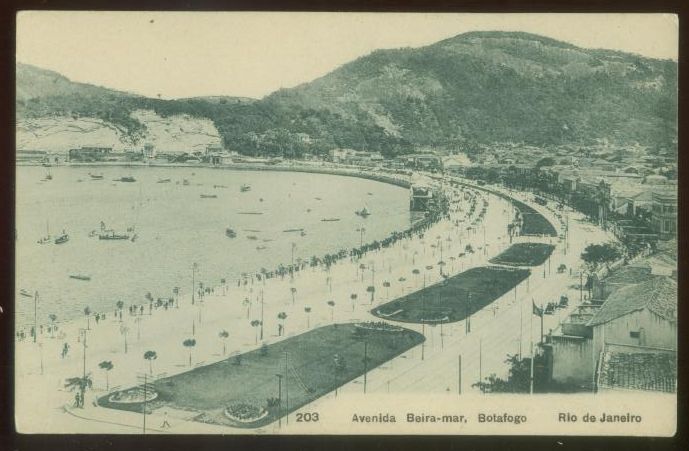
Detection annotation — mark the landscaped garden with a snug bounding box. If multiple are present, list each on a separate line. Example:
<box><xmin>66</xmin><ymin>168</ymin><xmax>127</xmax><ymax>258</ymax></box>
<box><xmin>98</xmin><ymin>323</ymin><xmax>424</xmax><ymax>428</ymax></box>
<box><xmin>510</xmin><ymin>198</ymin><xmax>558</xmax><ymax>236</ymax></box>
<box><xmin>489</xmin><ymin>243</ymin><xmax>555</xmax><ymax>267</ymax></box>
<box><xmin>372</xmin><ymin>266</ymin><xmax>531</xmax><ymax>324</ymax></box>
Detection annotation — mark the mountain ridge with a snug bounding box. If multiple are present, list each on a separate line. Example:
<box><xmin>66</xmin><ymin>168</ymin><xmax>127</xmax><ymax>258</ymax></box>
<box><xmin>16</xmin><ymin>31</ymin><xmax>678</xmax><ymax>158</ymax></box>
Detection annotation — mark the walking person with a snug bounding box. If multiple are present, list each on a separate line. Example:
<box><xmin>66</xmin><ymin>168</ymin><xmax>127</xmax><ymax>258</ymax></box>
<box><xmin>161</xmin><ymin>411</ymin><xmax>171</xmax><ymax>428</ymax></box>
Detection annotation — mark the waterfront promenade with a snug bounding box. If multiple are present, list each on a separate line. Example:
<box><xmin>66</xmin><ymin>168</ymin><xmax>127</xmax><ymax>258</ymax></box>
<box><xmin>14</xmin><ymin>168</ymin><xmax>615</xmax><ymax>433</ymax></box>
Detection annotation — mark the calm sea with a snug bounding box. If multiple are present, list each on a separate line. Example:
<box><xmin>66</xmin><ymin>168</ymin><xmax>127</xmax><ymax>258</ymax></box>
<box><xmin>15</xmin><ymin>166</ymin><xmax>411</xmax><ymax>327</ymax></box>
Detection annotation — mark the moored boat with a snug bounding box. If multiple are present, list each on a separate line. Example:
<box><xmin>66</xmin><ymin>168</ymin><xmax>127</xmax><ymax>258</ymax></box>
<box><xmin>240</xmin><ymin>184</ymin><xmax>251</xmax><ymax>192</ymax></box>
<box><xmin>225</xmin><ymin>228</ymin><xmax>237</xmax><ymax>238</ymax></box>
<box><xmin>355</xmin><ymin>207</ymin><xmax>371</xmax><ymax>217</ymax></box>
<box><xmin>54</xmin><ymin>232</ymin><xmax>69</xmax><ymax>244</ymax></box>
<box><xmin>19</xmin><ymin>289</ymin><xmax>32</xmax><ymax>297</ymax></box>
<box><xmin>115</xmin><ymin>176</ymin><xmax>136</xmax><ymax>182</ymax></box>
<box><xmin>69</xmin><ymin>274</ymin><xmax>91</xmax><ymax>281</ymax></box>
<box><xmin>157</xmin><ymin>178</ymin><xmax>171</xmax><ymax>183</ymax></box>
<box><xmin>321</xmin><ymin>218</ymin><xmax>340</xmax><ymax>222</ymax></box>
<box><xmin>89</xmin><ymin>173</ymin><xmax>104</xmax><ymax>180</ymax></box>
<box><xmin>99</xmin><ymin>231</ymin><xmax>130</xmax><ymax>240</ymax></box>
<box><xmin>200</xmin><ymin>194</ymin><xmax>218</xmax><ymax>198</ymax></box>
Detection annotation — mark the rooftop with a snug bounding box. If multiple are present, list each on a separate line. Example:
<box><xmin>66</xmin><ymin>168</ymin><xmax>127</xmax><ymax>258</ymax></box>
<box><xmin>597</xmin><ymin>344</ymin><xmax>676</xmax><ymax>393</ymax></box>
<box><xmin>587</xmin><ymin>276</ymin><xmax>677</xmax><ymax>327</ymax></box>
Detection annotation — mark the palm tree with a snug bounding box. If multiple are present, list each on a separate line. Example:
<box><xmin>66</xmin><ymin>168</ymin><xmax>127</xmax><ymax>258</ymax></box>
<box><xmin>219</xmin><ymin>330</ymin><xmax>229</xmax><ymax>355</ymax></box>
<box><xmin>250</xmin><ymin>320</ymin><xmax>260</xmax><ymax>344</ymax></box>
<box><xmin>359</xmin><ymin>263</ymin><xmax>367</xmax><ymax>282</ymax></box>
<box><xmin>64</xmin><ymin>374</ymin><xmax>93</xmax><ymax>408</ymax></box>
<box><xmin>119</xmin><ymin>324</ymin><xmax>129</xmax><ymax>353</ymax></box>
<box><xmin>277</xmin><ymin>312</ymin><xmax>287</xmax><ymax>336</ymax></box>
<box><xmin>83</xmin><ymin>306</ymin><xmax>91</xmax><ymax>330</ymax></box>
<box><xmin>98</xmin><ymin>361</ymin><xmax>113</xmax><ymax>391</ymax></box>
<box><xmin>143</xmin><ymin>350</ymin><xmax>157</xmax><ymax>375</ymax></box>
<box><xmin>173</xmin><ymin>287</ymin><xmax>180</xmax><ymax>307</ymax></box>
<box><xmin>366</xmin><ymin>286</ymin><xmax>376</xmax><ymax>304</ymax></box>
<box><xmin>412</xmin><ymin>268</ymin><xmax>421</xmax><ymax>287</ymax></box>
<box><xmin>220</xmin><ymin>278</ymin><xmax>227</xmax><ymax>295</ymax></box>
<box><xmin>48</xmin><ymin>314</ymin><xmax>57</xmax><ymax>338</ymax></box>
<box><xmin>327</xmin><ymin>300</ymin><xmax>335</xmax><ymax>322</ymax></box>
<box><xmin>183</xmin><ymin>338</ymin><xmax>196</xmax><ymax>367</ymax></box>
<box><xmin>350</xmin><ymin>293</ymin><xmax>357</xmax><ymax>311</ymax></box>
<box><xmin>116</xmin><ymin>300</ymin><xmax>124</xmax><ymax>321</ymax></box>
<box><xmin>290</xmin><ymin>287</ymin><xmax>297</xmax><ymax>305</ymax></box>
<box><xmin>382</xmin><ymin>281</ymin><xmax>391</xmax><ymax>300</ymax></box>
<box><xmin>304</xmin><ymin>306</ymin><xmax>312</xmax><ymax>329</ymax></box>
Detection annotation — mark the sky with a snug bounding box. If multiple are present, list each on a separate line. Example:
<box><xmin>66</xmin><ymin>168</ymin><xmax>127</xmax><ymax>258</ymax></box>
<box><xmin>16</xmin><ymin>12</ymin><xmax>678</xmax><ymax>100</ymax></box>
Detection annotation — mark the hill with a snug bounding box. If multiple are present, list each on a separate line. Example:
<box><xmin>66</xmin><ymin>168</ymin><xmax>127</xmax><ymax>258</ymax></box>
<box><xmin>16</xmin><ymin>31</ymin><xmax>677</xmax><ymax>157</ymax></box>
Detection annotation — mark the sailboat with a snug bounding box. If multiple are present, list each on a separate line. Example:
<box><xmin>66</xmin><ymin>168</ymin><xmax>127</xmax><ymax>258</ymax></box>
<box><xmin>37</xmin><ymin>220</ymin><xmax>51</xmax><ymax>244</ymax></box>
<box><xmin>54</xmin><ymin>229</ymin><xmax>69</xmax><ymax>244</ymax></box>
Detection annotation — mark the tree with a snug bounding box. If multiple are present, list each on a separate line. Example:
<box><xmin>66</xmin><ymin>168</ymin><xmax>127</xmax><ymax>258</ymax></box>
<box><xmin>183</xmin><ymin>338</ymin><xmax>196</xmax><ymax>367</ymax></box>
<box><xmin>144</xmin><ymin>350</ymin><xmax>157</xmax><ymax>375</ymax></box>
<box><xmin>173</xmin><ymin>287</ymin><xmax>180</xmax><ymax>307</ymax></box>
<box><xmin>83</xmin><ymin>306</ymin><xmax>91</xmax><ymax>330</ymax></box>
<box><xmin>366</xmin><ymin>286</ymin><xmax>376</xmax><ymax>304</ymax></box>
<box><xmin>98</xmin><ymin>361</ymin><xmax>113</xmax><ymax>391</ymax></box>
<box><xmin>277</xmin><ymin>312</ymin><xmax>287</xmax><ymax>336</ymax></box>
<box><xmin>65</xmin><ymin>374</ymin><xmax>93</xmax><ymax>408</ymax></box>
<box><xmin>594</xmin><ymin>181</ymin><xmax>612</xmax><ymax>229</ymax></box>
<box><xmin>119</xmin><ymin>324</ymin><xmax>129</xmax><ymax>353</ymax></box>
<box><xmin>116</xmin><ymin>300</ymin><xmax>124</xmax><ymax>321</ymax></box>
<box><xmin>327</xmin><ymin>300</ymin><xmax>335</xmax><ymax>322</ymax></box>
<box><xmin>580</xmin><ymin>243</ymin><xmax>621</xmax><ymax>271</ymax></box>
<box><xmin>304</xmin><ymin>307</ymin><xmax>312</xmax><ymax>329</ymax></box>
<box><xmin>48</xmin><ymin>314</ymin><xmax>57</xmax><ymax>338</ymax></box>
<box><xmin>219</xmin><ymin>330</ymin><xmax>229</xmax><ymax>355</ymax></box>
<box><xmin>382</xmin><ymin>281</ymin><xmax>391</xmax><ymax>299</ymax></box>
<box><xmin>535</xmin><ymin>157</ymin><xmax>555</xmax><ymax>168</ymax></box>
<box><xmin>250</xmin><ymin>320</ymin><xmax>260</xmax><ymax>344</ymax></box>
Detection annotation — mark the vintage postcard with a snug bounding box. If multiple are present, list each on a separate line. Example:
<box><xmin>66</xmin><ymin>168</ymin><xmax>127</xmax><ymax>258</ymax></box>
<box><xmin>14</xmin><ymin>12</ymin><xmax>678</xmax><ymax>436</ymax></box>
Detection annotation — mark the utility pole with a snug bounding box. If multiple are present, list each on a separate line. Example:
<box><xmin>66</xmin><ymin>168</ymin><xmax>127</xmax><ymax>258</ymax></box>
<box><xmin>192</xmin><ymin>262</ymin><xmax>197</xmax><ymax>305</ymax></box>
<box><xmin>33</xmin><ymin>291</ymin><xmax>38</xmax><ymax>343</ymax></box>
<box><xmin>421</xmin><ymin>297</ymin><xmax>426</xmax><ymax>361</ymax></box>
<box><xmin>530</xmin><ymin>303</ymin><xmax>534</xmax><ymax>395</ymax></box>
<box><xmin>458</xmin><ymin>354</ymin><xmax>462</xmax><ymax>395</ymax></box>
<box><xmin>260</xmin><ymin>289</ymin><xmax>264</xmax><ymax>340</ymax></box>
<box><xmin>291</xmin><ymin>242</ymin><xmax>296</xmax><ymax>281</ymax></box>
<box><xmin>276</xmin><ymin>374</ymin><xmax>283</xmax><ymax>428</ymax></box>
<box><xmin>284</xmin><ymin>352</ymin><xmax>289</xmax><ymax>425</ymax></box>
<box><xmin>479</xmin><ymin>338</ymin><xmax>483</xmax><ymax>390</ymax></box>
<box><xmin>363</xmin><ymin>341</ymin><xmax>368</xmax><ymax>393</ymax></box>
<box><xmin>143</xmin><ymin>373</ymin><xmax>147</xmax><ymax>434</ymax></box>
<box><xmin>580</xmin><ymin>272</ymin><xmax>583</xmax><ymax>303</ymax></box>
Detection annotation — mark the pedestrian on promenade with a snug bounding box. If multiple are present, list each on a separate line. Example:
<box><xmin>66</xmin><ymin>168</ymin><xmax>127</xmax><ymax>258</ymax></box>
<box><xmin>161</xmin><ymin>411</ymin><xmax>171</xmax><ymax>428</ymax></box>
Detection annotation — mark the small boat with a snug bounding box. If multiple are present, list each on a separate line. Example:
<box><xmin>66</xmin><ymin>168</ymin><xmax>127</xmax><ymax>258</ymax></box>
<box><xmin>89</xmin><ymin>173</ymin><xmax>104</xmax><ymax>180</ymax></box>
<box><xmin>213</xmin><ymin>184</ymin><xmax>227</xmax><ymax>189</ymax></box>
<box><xmin>157</xmin><ymin>178</ymin><xmax>171</xmax><ymax>184</ymax></box>
<box><xmin>200</xmin><ymin>194</ymin><xmax>218</xmax><ymax>199</ymax></box>
<box><xmin>240</xmin><ymin>184</ymin><xmax>251</xmax><ymax>192</ymax></box>
<box><xmin>225</xmin><ymin>228</ymin><xmax>237</xmax><ymax>238</ymax></box>
<box><xmin>261</xmin><ymin>239</ymin><xmax>274</xmax><ymax>242</ymax></box>
<box><xmin>115</xmin><ymin>176</ymin><xmax>136</xmax><ymax>182</ymax></box>
<box><xmin>282</xmin><ymin>228</ymin><xmax>304</xmax><ymax>233</ymax></box>
<box><xmin>314</xmin><ymin>197</ymin><xmax>322</xmax><ymax>201</ymax></box>
<box><xmin>99</xmin><ymin>231</ymin><xmax>130</xmax><ymax>240</ymax></box>
<box><xmin>355</xmin><ymin>207</ymin><xmax>371</xmax><ymax>217</ymax></box>
<box><xmin>300</xmin><ymin>230</ymin><xmax>307</xmax><ymax>237</ymax></box>
<box><xmin>69</xmin><ymin>274</ymin><xmax>91</xmax><ymax>281</ymax></box>
<box><xmin>19</xmin><ymin>289</ymin><xmax>32</xmax><ymax>297</ymax></box>
<box><xmin>54</xmin><ymin>232</ymin><xmax>69</xmax><ymax>244</ymax></box>
<box><xmin>244</xmin><ymin>229</ymin><xmax>261</xmax><ymax>233</ymax></box>
<box><xmin>321</xmin><ymin>218</ymin><xmax>340</xmax><ymax>222</ymax></box>
<box><xmin>237</xmin><ymin>212</ymin><xmax>263</xmax><ymax>215</ymax></box>
<box><xmin>246</xmin><ymin>235</ymin><xmax>258</xmax><ymax>240</ymax></box>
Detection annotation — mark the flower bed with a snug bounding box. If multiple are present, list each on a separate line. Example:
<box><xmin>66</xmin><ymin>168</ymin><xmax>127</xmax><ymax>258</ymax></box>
<box><xmin>107</xmin><ymin>386</ymin><xmax>158</xmax><ymax>404</ymax></box>
<box><xmin>354</xmin><ymin>321</ymin><xmax>405</xmax><ymax>332</ymax></box>
<box><xmin>489</xmin><ymin>243</ymin><xmax>555</xmax><ymax>267</ymax></box>
<box><xmin>224</xmin><ymin>403</ymin><xmax>268</xmax><ymax>423</ymax></box>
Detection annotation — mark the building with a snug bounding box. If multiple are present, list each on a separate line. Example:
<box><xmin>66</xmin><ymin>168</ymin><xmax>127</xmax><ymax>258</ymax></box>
<box><xmin>650</xmin><ymin>191</ymin><xmax>677</xmax><ymax>240</ymax></box>
<box><xmin>548</xmin><ymin>269</ymin><xmax>676</xmax><ymax>391</ymax></box>
<box><xmin>68</xmin><ymin>146</ymin><xmax>111</xmax><ymax>162</ymax></box>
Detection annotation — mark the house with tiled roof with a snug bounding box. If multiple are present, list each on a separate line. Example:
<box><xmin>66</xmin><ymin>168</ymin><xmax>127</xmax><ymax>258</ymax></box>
<box><xmin>588</xmin><ymin>277</ymin><xmax>677</xmax><ymax>392</ymax></box>
<box><xmin>596</xmin><ymin>343</ymin><xmax>676</xmax><ymax>393</ymax></box>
